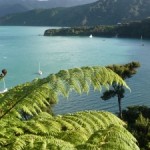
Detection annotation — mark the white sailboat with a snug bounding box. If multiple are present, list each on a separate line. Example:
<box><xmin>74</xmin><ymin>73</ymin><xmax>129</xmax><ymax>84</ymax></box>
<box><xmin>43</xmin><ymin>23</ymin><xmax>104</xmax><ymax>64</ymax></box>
<box><xmin>141</xmin><ymin>35</ymin><xmax>144</xmax><ymax>46</ymax></box>
<box><xmin>0</xmin><ymin>78</ymin><xmax>8</xmax><ymax>94</ymax></box>
<box><xmin>89</xmin><ymin>34</ymin><xmax>93</xmax><ymax>38</ymax></box>
<box><xmin>38</xmin><ymin>63</ymin><xmax>42</xmax><ymax>75</ymax></box>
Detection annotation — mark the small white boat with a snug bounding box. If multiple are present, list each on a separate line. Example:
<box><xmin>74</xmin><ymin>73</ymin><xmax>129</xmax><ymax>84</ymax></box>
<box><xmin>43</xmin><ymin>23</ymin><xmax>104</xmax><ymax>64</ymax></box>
<box><xmin>0</xmin><ymin>88</ymin><xmax>8</xmax><ymax>94</ymax></box>
<box><xmin>0</xmin><ymin>78</ymin><xmax>8</xmax><ymax>94</ymax></box>
<box><xmin>89</xmin><ymin>34</ymin><xmax>93</xmax><ymax>38</ymax></box>
<box><xmin>141</xmin><ymin>35</ymin><xmax>144</xmax><ymax>46</ymax></box>
<box><xmin>38</xmin><ymin>70</ymin><xmax>42</xmax><ymax>75</ymax></box>
<box><xmin>38</xmin><ymin>63</ymin><xmax>42</xmax><ymax>75</ymax></box>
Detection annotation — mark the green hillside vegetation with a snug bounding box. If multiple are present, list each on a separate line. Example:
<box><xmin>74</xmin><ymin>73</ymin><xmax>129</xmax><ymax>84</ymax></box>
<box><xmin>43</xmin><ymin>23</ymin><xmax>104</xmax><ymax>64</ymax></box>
<box><xmin>0</xmin><ymin>65</ymin><xmax>140</xmax><ymax>149</ymax></box>
<box><xmin>101</xmin><ymin>62</ymin><xmax>140</xmax><ymax>118</ymax></box>
<box><xmin>44</xmin><ymin>18</ymin><xmax>150</xmax><ymax>38</ymax></box>
<box><xmin>122</xmin><ymin>106</ymin><xmax>150</xmax><ymax>150</ymax></box>
<box><xmin>44</xmin><ymin>25</ymin><xmax>116</xmax><ymax>37</ymax></box>
<box><xmin>0</xmin><ymin>0</ymin><xmax>97</xmax><ymax>17</ymax></box>
<box><xmin>1</xmin><ymin>0</ymin><xmax>150</xmax><ymax>26</ymax></box>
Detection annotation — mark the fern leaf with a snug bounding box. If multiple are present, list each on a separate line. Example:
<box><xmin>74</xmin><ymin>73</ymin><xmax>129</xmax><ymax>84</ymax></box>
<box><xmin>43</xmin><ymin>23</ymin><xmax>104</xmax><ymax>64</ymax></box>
<box><xmin>0</xmin><ymin>66</ymin><xmax>129</xmax><ymax>120</ymax></box>
<box><xmin>0</xmin><ymin>111</ymin><xmax>139</xmax><ymax>150</ymax></box>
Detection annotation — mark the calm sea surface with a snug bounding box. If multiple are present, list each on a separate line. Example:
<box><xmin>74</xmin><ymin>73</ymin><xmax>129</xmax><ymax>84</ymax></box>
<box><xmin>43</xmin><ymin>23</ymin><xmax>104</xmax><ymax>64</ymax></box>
<box><xmin>0</xmin><ymin>26</ymin><xmax>150</xmax><ymax>115</ymax></box>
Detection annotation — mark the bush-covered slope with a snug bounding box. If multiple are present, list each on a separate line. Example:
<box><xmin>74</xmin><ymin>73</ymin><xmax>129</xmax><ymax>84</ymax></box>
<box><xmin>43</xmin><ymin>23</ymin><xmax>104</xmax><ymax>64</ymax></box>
<box><xmin>44</xmin><ymin>18</ymin><xmax>150</xmax><ymax>38</ymax></box>
<box><xmin>1</xmin><ymin>0</ymin><xmax>150</xmax><ymax>26</ymax></box>
<box><xmin>122</xmin><ymin>106</ymin><xmax>150</xmax><ymax>150</ymax></box>
<box><xmin>0</xmin><ymin>0</ymin><xmax>97</xmax><ymax>17</ymax></box>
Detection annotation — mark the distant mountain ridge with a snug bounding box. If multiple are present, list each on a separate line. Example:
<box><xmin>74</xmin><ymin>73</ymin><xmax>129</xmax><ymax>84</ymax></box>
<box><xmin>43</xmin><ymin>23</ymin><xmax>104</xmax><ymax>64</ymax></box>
<box><xmin>0</xmin><ymin>0</ymin><xmax>97</xmax><ymax>17</ymax></box>
<box><xmin>0</xmin><ymin>0</ymin><xmax>150</xmax><ymax>26</ymax></box>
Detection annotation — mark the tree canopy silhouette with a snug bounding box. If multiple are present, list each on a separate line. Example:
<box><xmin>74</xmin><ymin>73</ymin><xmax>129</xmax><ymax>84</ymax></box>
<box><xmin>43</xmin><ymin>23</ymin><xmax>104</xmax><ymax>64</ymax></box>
<box><xmin>101</xmin><ymin>62</ymin><xmax>140</xmax><ymax>118</ymax></box>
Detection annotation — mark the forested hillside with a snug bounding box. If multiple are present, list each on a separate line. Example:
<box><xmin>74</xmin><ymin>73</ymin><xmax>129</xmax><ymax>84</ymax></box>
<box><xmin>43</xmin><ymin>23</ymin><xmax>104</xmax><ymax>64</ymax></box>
<box><xmin>0</xmin><ymin>0</ymin><xmax>97</xmax><ymax>17</ymax></box>
<box><xmin>44</xmin><ymin>18</ymin><xmax>150</xmax><ymax>38</ymax></box>
<box><xmin>0</xmin><ymin>0</ymin><xmax>150</xmax><ymax>26</ymax></box>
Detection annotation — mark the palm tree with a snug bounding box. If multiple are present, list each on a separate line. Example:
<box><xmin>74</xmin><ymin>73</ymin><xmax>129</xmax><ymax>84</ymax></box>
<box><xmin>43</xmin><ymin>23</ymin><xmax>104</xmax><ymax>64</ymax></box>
<box><xmin>0</xmin><ymin>66</ymin><xmax>139</xmax><ymax>149</ymax></box>
<box><xmin>101</xmin><ymin>62</ymin><xmax>140</xmax><ymax>118</ymax></box>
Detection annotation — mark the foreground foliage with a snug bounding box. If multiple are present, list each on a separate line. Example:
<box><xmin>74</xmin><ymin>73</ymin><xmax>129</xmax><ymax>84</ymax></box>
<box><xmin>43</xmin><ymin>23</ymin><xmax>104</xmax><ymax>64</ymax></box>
<box><xmin>123</xmin><ymin>106</ymin><xmax>150</xmax><ymax>150</ymax></box>
<box><xmin>0</xmin><ymin>66</ymin><xmax>129</xmax><ymax>119</ymax></box>
<box><xmin>0</xmin><ymin>66</ymin><xmax>139</xmax><ymax>149</ymax></box>
<box><xmin>101</xmin><ymin>62</ymin><xmax>140</xmax><ymax>118</ymax></box>
<box><xmin>0</xmin><ymin>111</ymin><xmax>140</xmax><ymax>150</ymax></box>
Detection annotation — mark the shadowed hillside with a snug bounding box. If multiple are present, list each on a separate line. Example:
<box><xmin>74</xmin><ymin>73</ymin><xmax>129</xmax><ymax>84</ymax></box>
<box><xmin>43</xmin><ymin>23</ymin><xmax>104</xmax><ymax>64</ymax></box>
<box><xmin>44</xmin><ymin>18</ymin><xmax>150</xmax><ymax>38</ymax></box>
<box><xmin>0</xmin><ymin>0</ymin><xmax>150</xmax><ymax>26</ymax></box>
<box><xmin>0</xmin><ymin>0</ymin><xmax>97</xmax><ymax>17</ymax></box>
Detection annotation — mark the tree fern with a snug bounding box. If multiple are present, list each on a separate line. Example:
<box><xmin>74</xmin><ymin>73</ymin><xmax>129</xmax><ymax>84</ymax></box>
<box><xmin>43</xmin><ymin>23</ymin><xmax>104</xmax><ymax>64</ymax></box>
<box><xmin>0</xmin><ymin>66</ymin><xmax>129</xmax><ymax>119</ymax></box>
<box><xmin>0</xmin><ymin>66</ymin><xmax>138</xmax><ymax>150</ymax></box>
<box><xmin>79</xmin><ymin>124</ymin><xmax>139</xmax><ymax>150</ymax></box>
<box><xmin>0</xmin><ymin>111</ymin><xmax>139</xmax><ymax>150</ymax></box>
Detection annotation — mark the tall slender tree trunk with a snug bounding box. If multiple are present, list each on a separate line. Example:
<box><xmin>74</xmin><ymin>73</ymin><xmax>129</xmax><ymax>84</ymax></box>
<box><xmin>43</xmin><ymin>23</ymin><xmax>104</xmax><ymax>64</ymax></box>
<box><xmin>118</xmin><ymin>96</ymin><xmax>122</xmax><ymax>119</ymax></box>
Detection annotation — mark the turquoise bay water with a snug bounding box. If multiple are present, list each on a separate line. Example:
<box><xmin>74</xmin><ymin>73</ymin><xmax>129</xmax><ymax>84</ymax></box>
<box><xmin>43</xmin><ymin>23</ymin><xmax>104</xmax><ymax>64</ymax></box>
<box><xmin>0</xmin><ymin>26</ymin><xmax>150</xmax><ymax>115</ymax></box>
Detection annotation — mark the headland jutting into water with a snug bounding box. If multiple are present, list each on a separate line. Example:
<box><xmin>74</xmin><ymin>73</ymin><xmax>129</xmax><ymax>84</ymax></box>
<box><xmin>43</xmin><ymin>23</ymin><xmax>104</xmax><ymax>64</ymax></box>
<box><xmin>44</xmin><ymin>18</ymin><xmax>150</xmax><ymax>39</ymax></box>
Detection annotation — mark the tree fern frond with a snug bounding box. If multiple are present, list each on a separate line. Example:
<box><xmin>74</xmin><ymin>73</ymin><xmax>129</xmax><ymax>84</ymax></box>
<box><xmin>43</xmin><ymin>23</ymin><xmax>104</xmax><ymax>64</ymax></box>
<box><xmin>63</xmin><ymin>116</ymin><xmax>94</xmax><ymax>135</ymax></box>
<box><xmin>55</xmin><ymin>117</ymin><xmax>75</xmax><ymax>131</ymax></box>
<box><xmin>0</xmin><ymin>111</ymin><xmax>139</xmax><ymax>150</ymax></box>
<box><xmin>60</xmin><ymin>130</ymin><xmax>88</xmax><ymax>146</ymax></box>
<box><xmin>22</xmin><ymin>105</ymin><xmax>33</xmax><ymax>116</ymax></box>
<box><xmin>11</xmin><ymin>127</ymin><xmax>24</xmax><ymax>135</ymax></box>
<box><xmin>77</xmin><ymin>124</ymin><xmax>139</xmax><ymax>150</ymax></box>
<box><xmin>77</xmin><ymin>112</ymin><xmax>106</xmax><ymax>130</ymax></box>
<box><xmin>41</xmin><ymin>141</ymin><xmax>47</xmax><ymax>150</ymax></box>
<box><xmin>65</xmin><ymin>115</ymin><xmax>97</xmax><ymax>133</ymax></box>
<box><xmin>33</xmin><ymin>103</ymin><xmax>43</xmax><ymax>113</ymax></box>
<box><xmin>0</xmin><ymin>66</ymin><xmax>129</xmax><ymax>119</ymax></box>
<box><xmin>89</xmin><ymin>111</ymin><xmax>126</xmax><ymax>126</ymax></box>
<box><xmin>34</xmin><ymin>122</ymin><xmax>49</xmax><ymax>134</ymax></box>
<box><xmin>12</xmin><ymin>137</ymin><xmax>26</xmax><ymax>150</ymax></box>
<box><xmin>28</xmin><ymin>138</ymin><xmax>34</xmax><ymax>149</ymax></box>
<box><xmin>33</xmin><ymin>112</ymin><xmax>53</xmax><ymax>120</ymax></box>
<box><xmin>68</xmin><ymin>78</ymin><xmax>82</xmax><ymax>94</ymax></box>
